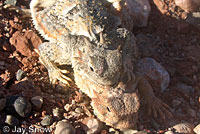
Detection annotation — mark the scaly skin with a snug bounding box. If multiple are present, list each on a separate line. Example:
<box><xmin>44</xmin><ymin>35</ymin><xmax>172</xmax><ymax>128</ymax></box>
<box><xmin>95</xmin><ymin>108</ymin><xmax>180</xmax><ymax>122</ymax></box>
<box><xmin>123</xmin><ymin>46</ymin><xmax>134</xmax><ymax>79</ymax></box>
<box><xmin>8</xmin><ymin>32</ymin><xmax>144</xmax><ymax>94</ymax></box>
<box><xmin>72</xmin><ymin>29</ymin><xmax>172</xmax><ymax>129</ymax></box>
<box><xmin>30</xmin><ymin>0</ymin><xmax>172</xmax><ymax>129</ymax></box>
<box><xmin>30</xmin><ymin>0</ymin><xmax>123</xmax><ymax>85</ymax></box>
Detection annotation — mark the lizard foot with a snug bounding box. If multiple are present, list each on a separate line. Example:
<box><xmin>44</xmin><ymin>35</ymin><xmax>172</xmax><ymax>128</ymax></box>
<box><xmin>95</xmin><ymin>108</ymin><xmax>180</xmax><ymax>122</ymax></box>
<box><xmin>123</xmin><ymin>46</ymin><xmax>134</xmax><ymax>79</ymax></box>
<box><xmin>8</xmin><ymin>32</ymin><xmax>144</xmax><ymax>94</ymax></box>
<box><xmin>48</xmin><ymin>68</ymin><xmax>72</xmax><ymax>87</ymax></box>
<box><xmin>145</xmin><ymin>96</ymin><xmax>173</xmax><ymax>120</ymax></box>
<box><xmin>39</xmin><ymin>57</ymin><xmax>72</xmax><ymax>87</ymax></box>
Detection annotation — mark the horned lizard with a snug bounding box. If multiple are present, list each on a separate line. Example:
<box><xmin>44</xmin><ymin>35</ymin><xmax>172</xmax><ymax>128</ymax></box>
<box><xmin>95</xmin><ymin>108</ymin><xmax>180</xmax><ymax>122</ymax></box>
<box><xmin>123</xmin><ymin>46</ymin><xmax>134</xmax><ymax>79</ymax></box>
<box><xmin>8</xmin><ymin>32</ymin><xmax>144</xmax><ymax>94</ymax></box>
<box><xmin>72</xmin><ymin>29</ymin><xmax>172</xmax><ymax>129</ymax></box>
<box><xmin>30</xmin><ymin>0</ymin><xmax>129</xmax><ymax>86</ymax></box>
<box><xmin>30</xmin><ymin>0</ymin><xmax>172</xmax><ymax>130</ymax></box>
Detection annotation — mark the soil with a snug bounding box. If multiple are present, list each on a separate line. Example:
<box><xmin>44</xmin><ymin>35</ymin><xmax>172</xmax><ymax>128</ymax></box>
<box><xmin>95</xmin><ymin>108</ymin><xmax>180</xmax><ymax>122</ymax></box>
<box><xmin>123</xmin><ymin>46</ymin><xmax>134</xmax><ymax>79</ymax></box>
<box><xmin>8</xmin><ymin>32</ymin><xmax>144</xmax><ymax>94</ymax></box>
<box><xmin>0</xmin><ymin>0</ymin><xmax>200</xmax><ymax>133</ymax></box>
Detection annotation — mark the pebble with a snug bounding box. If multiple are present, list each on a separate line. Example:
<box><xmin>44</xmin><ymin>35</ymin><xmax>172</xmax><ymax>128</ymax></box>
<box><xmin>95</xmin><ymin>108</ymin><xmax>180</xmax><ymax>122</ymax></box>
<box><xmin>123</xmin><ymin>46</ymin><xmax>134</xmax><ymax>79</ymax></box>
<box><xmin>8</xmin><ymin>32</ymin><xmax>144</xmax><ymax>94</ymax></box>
<box><xmin>121</xmin><ymin>129</ymin><xmax>138</xmax><ymax>134</ymax></box>
<box><xmin>41</xmin><ymin>115</ymin><xmax>53</xmax><ymax>126</ymax></box>
<box><xmin>194</xmin><ymin>124</ymin><xmax>200</xmax><ymax>134</ymax></box>
<box><xmin>55</xmin><ymin>121</ymin><xmax>76</xmax><ymax>134</ymax></box>
<box><xmin>64</xmin><ymin>104</ymin><xmax>72</xmax><ymax>112</ymax></box>
<box><xmin>6</xmin><ymin>96</ymin><xmax>32</xmax><ymax>117</ymax></box>
<box><xmin>109</xmin><ymin>128</ymin><xmax>120</xmax><ymax>134</ymax></box>
<box><xmin>52</xmin><ymin>107</ymin><xmax>62</xmax><ymax>119</ymax></box>
<box><xmin>5</xmin><ymin>115</ymin><xmax>19</xmax><ymax>126</ymax></box>
<box><xmin>16</xmin><ymin>69</ymin><xmax>26</xmax><ymax>81</ymax></box>
<box><xmin>172</xmin><ymin>122</ymin><xmax>195</xmax><ymax>134</ymax></box>
<box><xmin>0</xmin><ymin>98</ymin><xmax>6</xmax><ymax>111</ymax></box>
<box><xmin>164</xmin><ymin>131</ymin><xmax>174</xmax><ymax>134</ymax></box>
<box><xmin>2</xmin><ymin>41</ymin><xmax>11</xmax><ymax>52</ymax></box>
<box><xmin>5</xmin><ymin>0</ymin><xmax>17</xmax><ymax>6</ymax></box>
<box><xmin>9</xmin><ymin>31</ymin><xmax>42</xmax><ymax>56</ymax></box>
<box><xmin>31</xmin><ymin>96</ymin><xmax>43</xmax><ymax>108</ymax></box>
<box><xmin>14</xmin><ymin>96</ymin><xmax>32</xmax><ymax>117</ymax></box>
<box><xmin>123</xmin><ymin>0</ymin><xmax>151</xmax><ymax>27</ymax></box>
<box><xmin>33</xmin><ymin>112</ymin><xmax>40</xmax><ymax>117</ymax></box>
<box><xmin>75</xmin><ymin>107</ymin><xmax>83</xmax><ymax>113</ymax></box>
<box><xmin>82</xmin><ymin>117</ymin><xmax>103</xmax><ymax>134</ymax></box>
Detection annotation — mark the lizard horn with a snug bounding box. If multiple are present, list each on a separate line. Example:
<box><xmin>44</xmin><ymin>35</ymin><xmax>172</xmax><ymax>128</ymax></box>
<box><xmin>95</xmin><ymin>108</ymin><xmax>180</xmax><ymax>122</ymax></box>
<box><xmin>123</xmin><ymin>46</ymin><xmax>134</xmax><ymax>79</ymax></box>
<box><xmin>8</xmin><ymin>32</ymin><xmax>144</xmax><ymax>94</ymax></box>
<box><xmin>100</xmin><ymin>32</ymin><xmax>105</xmax><ymax>44</ymax></box>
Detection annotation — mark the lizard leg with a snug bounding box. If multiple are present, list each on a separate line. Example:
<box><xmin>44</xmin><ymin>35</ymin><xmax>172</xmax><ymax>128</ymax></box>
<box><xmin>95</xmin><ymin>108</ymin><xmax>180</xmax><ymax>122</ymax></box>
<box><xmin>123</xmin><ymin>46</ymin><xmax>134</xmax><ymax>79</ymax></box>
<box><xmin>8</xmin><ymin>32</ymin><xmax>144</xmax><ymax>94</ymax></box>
<box><xmin>138</xmin><ymin>77</ymin><xmax>172</xmax><ymax>120</ymax></box>
<box><xmin>37</xmin><ymin>42</ymin><xmax>72</xmax><ymax>87</ymax></box>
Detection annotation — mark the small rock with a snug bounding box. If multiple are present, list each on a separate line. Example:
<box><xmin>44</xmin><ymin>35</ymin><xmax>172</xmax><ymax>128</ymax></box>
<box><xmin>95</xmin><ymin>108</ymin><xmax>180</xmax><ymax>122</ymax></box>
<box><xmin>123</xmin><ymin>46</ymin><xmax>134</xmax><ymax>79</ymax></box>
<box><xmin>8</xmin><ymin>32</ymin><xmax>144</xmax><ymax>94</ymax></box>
<box><xmin>14</xmin><ymin>96</ymin><xmax>32</xmax><ymax>117</ymax></box>
<box><xmin>173</xmin><ymin>122</ymin><xmax>195</xmax><ymax>134</ymax></box>
<box><xmin>5</xmin><ymin>0</ymin><xmax>17</xmax><ymax>6</ymax></box>
<box><xmin>0</xmin><ymin>98</ymin><xmax>6</xmax><ymax>111</ymax></box>
<box><xmin>55</xmin><ymin>121</ymin><xmax>76</xmax><ymax>134</ymax></box>
<box><xmin>82</xmin><ymin>117</ymin><xmax>103</xmax><ymax>134</ymax></box>
<box><xmin>109</xmin><ymin>128</ymin><xmax>120</xmax><ymax>134</ymax></box>
<box><xmin>33</xmin><ymin>111</ymin><xmax>40</xmax><ymax>117</ymax></box>
<box><xmin>9</xmin><ymin>31</ymin><xmax>32</xmax><ymax>56</ymax></box>
<box><xmin>9</xmin><ymin>30</ymin><xmax>42</xmax><ymax>56</ymax></box>
<box><xmin>164</xmin><ymin>131</ymin><xmax>174</xmax><ymax>134</ymax></box>
<box><xmin>2</xmin><ymin>41</ymin><xmax>11</xmax><ymax>52</ymax></box>
<box><xmin>5</xmin><ymin>115</ymin><xmax>19</xmax><ymax>126</ymax></box>
<box><xmin>194</xmin><ymin>124</ymin><xmax>200</xmax><ymax>134</ymax></box>
<box><xmin>172</xmin><ymin>99</ymin><xmax>182</xmax><ymax>107</ymax></box>
<box><xmin>25</xmin><ymin>30</ymin><xmax>43</xmax><ymax>49</ymax></box>
<box><xmin>31</xmin><ymin>96</ymin><xmax>43</xmax><ymax>108</ymax></box>
<box><xmin>64</xmin><ymin>104</ymin><xmax>72</xmax><ymax>112</ymax></box>
<box><xmin>124</xmin><ymin>0</ymin><xmax>151</xmax><ymax>27</ymax></box>
<box><xmin>75</xmin><ymin>107</ymin><xmax>83</xmax><ymax>114</ymax></box>
<box><xmin>9</xmin><ymin>20</ymin><xmax>22</xmax><ymax>31</ymax></box>
<box><xmin>52</xmin><ymin>107</ymin><xmax>62</xmax><ymax>119</ymax></box>
<box><xmin>41</xmin><ymin>115</ymin><xmax>53</xmax><ymax>126</ymax></box>
<box><xmin>136</xmin><ymin>57</ymin><xmax>170</xmax><ymax>92</ymax></box>
<box><xmin>6</xmin><ymin>96</ymin><xmax>32</xmax><ymax>117</ymax></box>
<box><xmin>121</xmin><ymin>129</ymin><xmax>138</xmax><ymax>134</ymax></box>
<box><xmin>0</xmin><ymin>71</ymin><xmax>12</xmax><ymax>85</ymax></box>
<box><xmin>16</xmin><ymin>69</ymin><xmax>26</xmax><ymax>81</ymax></box>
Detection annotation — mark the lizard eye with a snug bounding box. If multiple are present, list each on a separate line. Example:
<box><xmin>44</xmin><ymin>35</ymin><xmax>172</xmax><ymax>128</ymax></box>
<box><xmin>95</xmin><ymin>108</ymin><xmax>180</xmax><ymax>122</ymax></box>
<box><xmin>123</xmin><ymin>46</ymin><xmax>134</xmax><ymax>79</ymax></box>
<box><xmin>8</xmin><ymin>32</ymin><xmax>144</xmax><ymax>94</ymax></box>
<box><xmin>90</xmin><ymin>66</ymin><xmax>94</xmax><ymax>72</ymax></box>
<box><xmin>107</xmin><ymin>107</ymin><xmax>111</xmax><ymax>112</ymax></box>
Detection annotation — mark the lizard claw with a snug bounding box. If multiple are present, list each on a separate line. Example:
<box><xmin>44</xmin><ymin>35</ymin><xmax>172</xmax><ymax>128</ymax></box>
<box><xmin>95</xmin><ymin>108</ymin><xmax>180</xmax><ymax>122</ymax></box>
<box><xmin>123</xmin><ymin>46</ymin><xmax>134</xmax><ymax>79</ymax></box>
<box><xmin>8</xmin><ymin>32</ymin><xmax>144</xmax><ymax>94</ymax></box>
<box><xmin>48</xmin><ymin>68</ymin><xmax>72</xmax><ymax>87</ymax></box>
<box><xmin>39</xmin><ymin>57</ymin><xmax>73</xmax><ymax>87</ymax></box>
<box><xmin>147</xmin><ymin>96</ymin><xmax>173</xmax><ymax>120</ymax></box>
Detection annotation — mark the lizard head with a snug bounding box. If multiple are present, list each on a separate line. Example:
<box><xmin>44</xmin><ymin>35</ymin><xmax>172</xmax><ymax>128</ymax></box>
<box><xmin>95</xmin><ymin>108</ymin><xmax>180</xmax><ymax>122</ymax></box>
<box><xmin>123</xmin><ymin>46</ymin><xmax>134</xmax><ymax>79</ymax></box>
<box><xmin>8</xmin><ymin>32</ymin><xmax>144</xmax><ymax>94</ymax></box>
<box><xmin>73</xmin><ymin>69</ymin><xmax>140</xmax><ymax>129</ymax></box>
<box><xmin>72</xmin><ymin>37</ymin><xmax>123</xmax><ymax>87</ymax></box>
<box><xmin>91</xmin><ymin>82</ymin><xmax>140</xmax><ymax>129</ymax></box>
